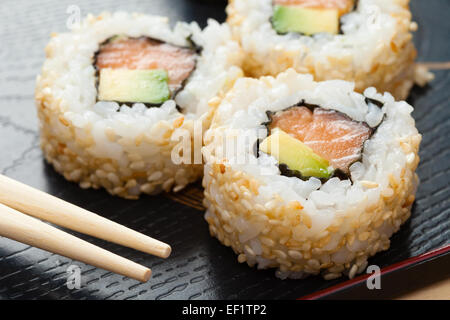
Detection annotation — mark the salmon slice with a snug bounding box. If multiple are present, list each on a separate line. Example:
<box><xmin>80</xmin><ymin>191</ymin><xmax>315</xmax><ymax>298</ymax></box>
<box><xmin>95</xmin><ymin>36</ymin><xmax>197</xmax><ymax>94</ymax></box>
<box><xmin>274</xmin><ymin>0</ymin><xmax>355</xmax><ymax>15</ymax></box>
<box><xmin>268</xmin><ymin>106</ymin><xmax>372</xmax><ymax>174</ymax></box>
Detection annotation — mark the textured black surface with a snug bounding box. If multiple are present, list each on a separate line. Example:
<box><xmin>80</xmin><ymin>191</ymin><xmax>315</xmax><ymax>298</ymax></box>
<box><xmin>0</xmin><ymin>0</ymin><xmax>449</xmax><ymax>300</ymax></box>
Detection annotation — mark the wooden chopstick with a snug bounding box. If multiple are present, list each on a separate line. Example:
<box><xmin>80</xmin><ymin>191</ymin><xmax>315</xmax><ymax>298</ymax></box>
<box><xmin>0</xmin><ymin>203</ymin><xmax>151</xmax><ymax>282</ymax></box>
<box><xmin>0</xmin><ymin>174</ymin><xmax>171</xmax><ymax>258</ymax></box>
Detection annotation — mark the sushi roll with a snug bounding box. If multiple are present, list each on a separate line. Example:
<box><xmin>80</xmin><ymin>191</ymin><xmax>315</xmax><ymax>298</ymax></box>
<box><xmin>226</xmin><ymin>0</ymin><xmax>433</xmax><ymax>100</ymax></box>
<box><xmin>202</xmin><ymin>69</ymin><xmax>421</xmax><ymax>279</ymax></box>
<box><xmin>35</xmin><ymin>12</ymin><xmax>243</xmax><ymax>199</ymax></box>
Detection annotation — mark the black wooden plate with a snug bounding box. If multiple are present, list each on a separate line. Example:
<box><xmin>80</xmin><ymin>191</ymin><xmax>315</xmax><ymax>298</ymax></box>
<box><xmin>0</xmin><ymin>0</ymin><xmax>449</xmax><ymax>300</ymax></box>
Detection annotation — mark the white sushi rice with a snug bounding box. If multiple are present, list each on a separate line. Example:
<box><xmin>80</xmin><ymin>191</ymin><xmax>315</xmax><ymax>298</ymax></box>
<box><xmin>202</xmin><ymin>69</ymin><xmax>421</xmax><ymax>279</ymax></box>
<box><xmin>227</xmin><ymin>0</ymin><xmax>433</xmax><ymax>100</ymax></box>
<box><xmin>36</xmin><ymin>12</ymin><xmax>243</xmax><ymax>198</ymax></box>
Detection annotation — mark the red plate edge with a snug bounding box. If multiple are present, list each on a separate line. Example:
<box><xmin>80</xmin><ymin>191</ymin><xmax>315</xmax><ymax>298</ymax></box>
<box><xmin>298</xmin><ymin>244</ymin><xmax>450</xmax><ymax>300</ymax></box>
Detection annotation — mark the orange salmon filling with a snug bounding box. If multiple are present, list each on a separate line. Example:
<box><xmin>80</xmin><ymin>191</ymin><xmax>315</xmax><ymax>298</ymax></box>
<box><xmin>95</xmin><ymin>37</ymin><xmax>197</xmax><ymax>93</ymax></box>
<box><xmin>268</xmin><ymin>106</ymin><xmax>372</xmax><ymax>174</ymax></box>
<box><xmin>274</xmin><ymin>0</ymin><xmax>355</xmax><ymax>15</ymax></box>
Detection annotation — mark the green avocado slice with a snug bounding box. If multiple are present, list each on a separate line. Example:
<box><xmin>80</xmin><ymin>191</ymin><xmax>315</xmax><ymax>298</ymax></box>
<box><xmin>260</xmin><ymin>128</ymin><xmax>333</xmax><ymax>179</ymax></box>
<box><xmin>98</xmin><ymin>68</ymin><xmax>170</xmax><ymax>104</ymax></box>
<box><xmin>272</xmin><ymin>5</ymin><xmax>340</xmax><ymax>35</ymax></box>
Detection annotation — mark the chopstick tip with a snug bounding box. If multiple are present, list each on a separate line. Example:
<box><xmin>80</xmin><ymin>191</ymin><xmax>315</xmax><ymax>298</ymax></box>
<box><xmin>142</xmin><ymin>268</ymin><xmax>152</xmax><ymax>282</ymax></box>
<box><xmin>161</xmin><ymin>245</ymin><xmax>172</xmax><ymax>259</ymax></box>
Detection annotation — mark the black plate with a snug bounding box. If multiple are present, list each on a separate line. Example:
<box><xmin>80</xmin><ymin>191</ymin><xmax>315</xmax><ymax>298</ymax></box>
<box><xmin>0</xmin><ymin>0</ymin><xmax>449</xmax><ymax>300</ymax></box>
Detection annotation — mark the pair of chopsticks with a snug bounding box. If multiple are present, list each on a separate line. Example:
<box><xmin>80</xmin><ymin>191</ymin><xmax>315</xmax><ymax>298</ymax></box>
<box><xmin>0</xmin><ymin>174</ymin><xmax>171</xmax><ymax>282</ymax></box>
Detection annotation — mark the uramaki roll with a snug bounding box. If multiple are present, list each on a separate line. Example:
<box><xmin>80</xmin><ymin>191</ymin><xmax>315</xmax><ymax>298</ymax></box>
<box><xmin>202</xmin><ymin>69</ymin><xmax>421</xmax><ymax>279</ymax></box>
<box><xmin>226</xmin><ymin>0</ymin><xmax>433</xmax><ymax>100</ymax></box>
<box><xmin>36</xmin><ymin>12</ymin><xmax>243</xmax><ymax>198</ymax></box>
